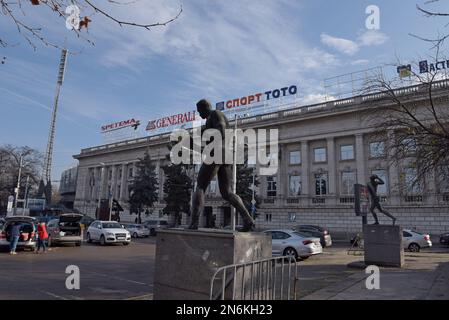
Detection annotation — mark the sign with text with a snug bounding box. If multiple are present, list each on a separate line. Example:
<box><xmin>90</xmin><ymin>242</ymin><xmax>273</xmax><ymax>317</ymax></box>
<box><xmin>101</xmin><ymin>118</ymin><xmax>141</xmax><ymax>144</ymax></box>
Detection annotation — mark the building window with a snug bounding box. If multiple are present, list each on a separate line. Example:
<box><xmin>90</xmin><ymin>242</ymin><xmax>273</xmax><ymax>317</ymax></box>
<box><xmin>341</xmin><ymin>171</ymin><xmax>356</xmax><ymax>195</ymax></box>
<box><xmin>266</xmin><ymin>176</ymin><xmax>277</xmax><ymax>197</ymax></box>
<box><xmin>117</xmin><ymin>185</ymin><xmax>121</xmax><ymax>198</ymax></box>
<box><xmin>369</xmin><ymin>141</ymin><xmax>385</xmax><ymax>158</ymax></box>
<box><xmin>401</xmin><ymin>138</ymin><xmax>417</xmax><ymax>154</ymax></box>
<box><xmin>209</xmin><ymin>180</ymin><xmax>217</xmax><ymax>195</ymax></box>
<box><xmin>438</xmin><ymin>166</ymin><xmax>449</xmax><ymax>193</ymax></box>
<box><xmin>289</xmin><ymin>151</ymin><xmax>301</xmax><ymax>165</ymax></box>
<box><xmin>289</xmin><ymin>175</ymin><xmax>301</xmax><ymax>196</ymax></box>
<box><xmin>288</xmin><ymin>213</ymin><xmax>296</xmax><ymax>222</ymax></box>
<box><xmin>404</xmin><ymin>167</ymin><xmax>422</xmax><ymax>194</ymax></box>
<box><xmin>108</xmin><ymin>169</ymin><xmax>112</xmax><ymax>181</ymax></box>
<box><xmin>340</xmin><ymin>145</ymin><xmax>354</xmax><ymax>160</ymax></box>
<box><xmin>118</xmin><ymin>168</ymin><xmax>122</xmax><ymax>180</ymax></box>
<box><xmin>128</xmin><ymin>166</ymin><xmax>134</xmax><ymax>178</ymax></box>
<box><xmin>265</xmin><ymin>213</ymin><xmax>272</xmax><ymax>222</ymax></box>
<box><xmin>315</xmin><ymin>173</ymin><xmax>328</xmax><ymax>196</ymax></box>
<box><xmin>314</xmin><ymin>148</ymin><xmax>327</xmax><ymax>162</ymax></box>
<box><xmin>371</xmin><ymin>169</ymin><xmax>388</xmax><ymax>195</ymax></box>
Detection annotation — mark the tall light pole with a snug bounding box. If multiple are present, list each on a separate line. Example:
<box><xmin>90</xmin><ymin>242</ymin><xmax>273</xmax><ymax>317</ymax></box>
<box><xmin>13</xmin><ymin>155</ymin><xmax>23</xmax><ymax>215</ymax></box>
<box><xmin>231</xmin><ymin>114</ymin><xmax>238</xmax><ymax>231</ymax></box>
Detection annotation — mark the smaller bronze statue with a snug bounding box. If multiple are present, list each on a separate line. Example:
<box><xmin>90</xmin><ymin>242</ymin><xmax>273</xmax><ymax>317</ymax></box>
<box><xmin>367</xmin><ymin>174</ymin><xmax>396</xmax><ymax>225</ymax></box>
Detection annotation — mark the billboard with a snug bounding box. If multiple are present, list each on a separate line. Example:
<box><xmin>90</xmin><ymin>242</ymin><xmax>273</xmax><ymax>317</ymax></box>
<box><xmin>101</xmin><ymin>118</ymin><xmax>141</xmax><ymax>144</ymax></box>
<box><xmin>354</xmin><ymin>183</ymin><xmax>369</xmax><ymax>216</ymax></box>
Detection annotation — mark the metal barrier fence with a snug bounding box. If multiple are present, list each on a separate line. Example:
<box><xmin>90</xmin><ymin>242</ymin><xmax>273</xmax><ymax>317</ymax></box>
<box><xmin>210</xmin><ymin>256</ymin><xmax>298</xmax><ymax>300</ymax></box>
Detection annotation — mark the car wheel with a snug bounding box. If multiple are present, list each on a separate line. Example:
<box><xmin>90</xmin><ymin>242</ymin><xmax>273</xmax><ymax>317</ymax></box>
<box><xmin>100</xmin><ymin>235</ymin><xmax>106</xmax><ymax>246</ymax></box>
<box><xmin>133</xmin><ymin>232</ymin><xmax>138</xmax><ymax>238</ymax></box>
<box><xmin>87</xmin><ymin>233</ymin><xmax>92</xmax><ymax>243</ymax></box>
<box><xmin>75</xmin><ymin>242</ymin><xmax>81</xmax><ymax>247</ymax></box>
<box><xmin>123</xmin><ymin>242</ymin><xmax>129</xmax><ymax>246</ymax></box>
<box><xmin>283</xmin><ymin>247</ymin><xmax>298</xmax><ymax>261</ymax></box>
<box><xmin>299</xmin><ymin>256</ymin><xmax>310</xmax><ymax>260</ymax></box>
<box><xmin>408</xmin><ymin>243</ymin><xmax>420</xmax><ymax>252</ymax></box>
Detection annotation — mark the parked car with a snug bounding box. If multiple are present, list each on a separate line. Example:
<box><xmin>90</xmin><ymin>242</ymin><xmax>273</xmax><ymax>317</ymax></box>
<box><xmin>46</xmin><ymin>214</ymin><xmax>83</xmax><ymax>247</ymax></box>
<box><xmin>143</xmin><ymin>219</ymin><xmax>169</xmax><ymax>236</ymax></box>
<box><xmin>123</xmin><ymin>223</ymin><xmax>150</xmax><ymax>238</ymax></box>
<box><xmin>263</xmin><ymin>229</ymin><xmax>322</xmax><ymax>261</ymax></box>
<box><xmin>86</xmin><ymin>220</ymin><xmax>131</xmax><ymax>245</ymax></box>
<box><xmin>440</xmin><ymin>232</ymin><xmax>449</xmax><ymax>246</ymax></box>
<box><xmin>294</xmin><ymin>225</ymin><xmax>332</xmax><ymax>247</ymax></box>
<box><xmin>403</xmin><ymin>229</ymin><xmax>432</xmax><ymax>252</ymax></box>
<box><xmin>0</xmin><ymin>216</ymin><xmax>37</xmax><ymax>251</ymax></box>
<box><xmin>79</xmin><ymin>215</ymin><xmax>95</xmax><ymax>230</ymax></box>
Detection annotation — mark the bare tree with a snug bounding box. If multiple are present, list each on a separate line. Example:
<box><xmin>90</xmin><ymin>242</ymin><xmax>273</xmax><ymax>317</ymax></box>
<box><xmin>0</xmin><ymin>0</ymin><xmax>182</xmax><ymax>50</ymax></box>
<box><xmin>413</xmin><ymin>0</ymin><xmax>449</xmax><ymax>47</ymax></box>
<box><xmin>362</xmin><ymin>57</ymin><xmax>449</xmax><ymax>195</ymax></box>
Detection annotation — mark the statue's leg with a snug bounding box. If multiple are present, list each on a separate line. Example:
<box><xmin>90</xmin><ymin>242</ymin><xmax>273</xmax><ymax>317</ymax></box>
<box><xmin>217</xmin><ymin>165</ymin><xmax>255</xmax><ymax>231</ymax></box>
<box><xmin>370</xmin><ymin>202</ymin><xmax>380</xmax><ymax>224</ymax></box>
<box><xmin>189</xmin><ymin>164</ymin><xmax>218</xmax><ymax>229</ymax></box>
<box><xmin>377</xmin><ymin>203</ymin><xmax>396</xmax><ymax>225</ymax></box>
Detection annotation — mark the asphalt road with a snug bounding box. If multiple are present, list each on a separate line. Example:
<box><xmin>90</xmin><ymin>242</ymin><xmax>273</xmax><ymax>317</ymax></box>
<box><xmin>0</xmin><ymin>237</ymin><xmax>157</xmax><ymax>300</ymax></box>
<box><xmin>1</xmin><ymin>237</ymin><xmax>447</xmax><ymax>300</ymax></box>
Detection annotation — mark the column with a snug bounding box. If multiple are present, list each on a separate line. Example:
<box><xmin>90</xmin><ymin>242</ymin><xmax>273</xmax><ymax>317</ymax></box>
<box><xmin>119</xmin><ymin>163</ymin><xmax>127</xmax><ymax>200</ymax></box>
<box><xmin>387</xmin><ymin>130</ymin><xmax>400</xmax><ymax>206</ymax></box>
<box><xmin>355</xmin><ymin>134</ymin><xmax>366</xmax><ymax>184</ymax></box>
<box><xmin>99</xmin><ymin>166</ymin><xmax>106</xmax><ymax>199</ymax></box>
<box><xmin>110</xmin><ymin>165</ymin><xmax>117</xmax><ymax>199</ymax></box>
<box><xmin>300</xmin><ymin>141</ymin><xmax>309</xmax><ymax>196</ymax></box>
<box><xmin>327</xmin><ymin>137</ymin><xmax>337</xmax><ymax>195</ymax></box>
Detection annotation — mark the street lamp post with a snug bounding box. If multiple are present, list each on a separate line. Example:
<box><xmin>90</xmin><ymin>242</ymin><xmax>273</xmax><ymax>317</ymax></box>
<box><xmin>231</xmin><ymin>114</ymin><xmax>238</xmax><ymax>231</ymax></box>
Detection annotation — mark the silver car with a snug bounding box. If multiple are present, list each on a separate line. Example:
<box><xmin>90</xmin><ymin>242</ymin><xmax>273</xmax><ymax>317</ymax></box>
<box><xmin>46</xmin><ymin>214</ymin><xmax>84</xmax><ymax>247</ymax></box>
<box><xmin>264</xmin><ymin>229</ymin><xmax>323</xmax><ymax>260</ymax></box>
<box><xmin>403</xmin><ymin>229</ymin><xmax>432</xmax><ymax>252</ymax></box>
<box><xmin>123</xmin><ymin>223</ymin><xmax>150</xmax><ymax>238</ymax></box>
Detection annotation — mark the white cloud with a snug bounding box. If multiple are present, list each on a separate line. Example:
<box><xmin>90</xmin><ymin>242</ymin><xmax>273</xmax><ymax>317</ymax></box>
<box><xmin>351</xmin><ymin>59</ymin><xmax>370</xmax><ymax>66</ymax></box>
<box><xmin>321</xmin><ymin>29</ymin><xmax>388</xmax><ymax>56</ymax></box>
<box><xmin>320</xmin><ymin>33</ymin><xmax>359</xmax><ymax>56</ymax></box>
<box><xmin>357</xmin><ymin>30</ymin><xmax>389</xmax><ymax>46</ymax></box>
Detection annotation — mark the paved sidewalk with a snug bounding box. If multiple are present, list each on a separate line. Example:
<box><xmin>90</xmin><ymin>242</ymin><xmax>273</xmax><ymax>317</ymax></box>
<box><xmin>301</xmin><ymin>252</ymin><xmax>449</xmax><ymax>300</ymax></box>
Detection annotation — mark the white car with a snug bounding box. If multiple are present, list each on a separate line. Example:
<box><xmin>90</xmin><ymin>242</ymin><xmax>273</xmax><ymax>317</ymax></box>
<box><xmin>264</xmin><ymin>229</ymin><xmax>323</xmax><ymax>260</ymax></box>
<box><xmin>403</xmin><ymin>229</ymin><xmax>432</xmax><ymax>252</ymax></box>
<box><xmin>86</xmin><ymin>220</ymin><xmax>131</xmax><ymax>245</ymax></box>
<box><xmin>123</xmin><ymin>223</ymin><xmax>150</xmax><ymax>238</ymax></box>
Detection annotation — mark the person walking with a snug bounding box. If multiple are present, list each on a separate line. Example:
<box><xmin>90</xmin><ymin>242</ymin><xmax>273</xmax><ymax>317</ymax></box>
<box><xmin>36</xmin><ymin>222</ymin><xmax>49</xmax><ymax>254</ymax></box>
<box><xmin>9</xmin><ymin>223</ymin><xmax>21</xmax><ymax>255</ymax></box>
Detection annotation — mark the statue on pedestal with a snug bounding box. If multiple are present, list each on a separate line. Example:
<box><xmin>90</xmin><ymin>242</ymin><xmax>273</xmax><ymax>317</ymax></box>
<box><xmin>187</xmin><ymin>99</ymin><xmax>255</xmax><ymax>232</ymax></box>
<box><xmin>367</xmin><ymin>174</ymin><xmax>396</xmax><ymax>225</ymax></box>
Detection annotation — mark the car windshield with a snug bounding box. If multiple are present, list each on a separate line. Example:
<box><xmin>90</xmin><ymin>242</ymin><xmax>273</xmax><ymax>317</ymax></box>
<box><xmin>102</xmin><ymin>222</ymin><xmax>122</xmax><ymax>229</ymax></box>
<box><xmin>159</xmin><ymin>221</ymin><xmax>167</xmax><ymax>225</ymax></box>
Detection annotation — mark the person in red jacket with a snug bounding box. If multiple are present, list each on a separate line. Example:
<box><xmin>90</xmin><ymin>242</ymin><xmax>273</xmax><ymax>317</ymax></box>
<box><xmin>36</xmin><ymin>222</ymin><xmax>49</xmax><ymax>254</ymax></box>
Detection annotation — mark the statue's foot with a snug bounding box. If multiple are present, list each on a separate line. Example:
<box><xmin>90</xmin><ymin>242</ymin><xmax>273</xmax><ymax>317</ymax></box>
<box><xmin>372</xmin><ymin>221</ymin><xmax>379</xmax><ymax>225</ymax></box>
<box><xmin>238</xmin><ymin>222</ymin><xmax>255</xmax><ymax>232</ymax></box>
<box><xmin>187</xmin><ymin>222</ymin><xmax>198</xmax><ymax>230</ymax></box>
<box><xmin>392</xmin><ymin>218</ymin><xmax>396</xmax><ymax>226</ymax></box>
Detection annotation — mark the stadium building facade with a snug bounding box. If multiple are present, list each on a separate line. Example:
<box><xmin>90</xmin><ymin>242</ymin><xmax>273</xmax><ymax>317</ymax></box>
<box><xmin>73</xmin><ymin>81</ymin><xmax>449</xmax><ymax>238</ymax></box>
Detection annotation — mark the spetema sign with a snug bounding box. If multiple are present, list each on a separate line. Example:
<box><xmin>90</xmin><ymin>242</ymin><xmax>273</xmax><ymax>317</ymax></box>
<box><xmin>101</xmin><ymin>118</ymin><xmax>140</xmax><ymax>132</ymax></box>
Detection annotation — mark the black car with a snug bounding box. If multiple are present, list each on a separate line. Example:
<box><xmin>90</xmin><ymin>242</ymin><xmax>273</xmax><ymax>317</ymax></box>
<box><xmin>294</xmin><ymin>225</ymin><xmax>333</xmax><ymax>247</ymax></box>
<box><xmin>440</xmin><ymin>232</ymin><xmax>449</xmax><ymax>246</ymax></box>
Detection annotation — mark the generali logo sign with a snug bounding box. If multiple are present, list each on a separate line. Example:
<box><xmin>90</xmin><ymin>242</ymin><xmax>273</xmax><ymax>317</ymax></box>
<box><xmin>146</xmin><ymin>111</ymin><xmax>197</xmax><ymax>131</ymax></box>
<box><xmin>101</xmin><ymin>118</ymin><xmax>140</xmax><ymax>132</ymax></box>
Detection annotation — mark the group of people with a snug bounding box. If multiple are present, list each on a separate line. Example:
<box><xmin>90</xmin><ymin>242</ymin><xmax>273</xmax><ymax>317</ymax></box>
<box><xmin>9</xmin><ymin>222</ymin><xmax>49</xmax><ymax>255</ymax></box>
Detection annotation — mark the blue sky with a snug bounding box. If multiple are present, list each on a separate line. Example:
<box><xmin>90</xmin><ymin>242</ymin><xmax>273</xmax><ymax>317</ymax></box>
<box><xmin>1</xmin><ymin>0</ymin><xmax>448</xmax><ymax>182</ymax></box>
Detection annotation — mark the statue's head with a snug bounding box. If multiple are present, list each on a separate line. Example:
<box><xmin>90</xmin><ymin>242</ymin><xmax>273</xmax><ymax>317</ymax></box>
<box><xmin>370</xmin><ymin>174</ymin><xmax>379</xmax><ymax>182</ymax></box>
<box><xmin>196</xmin><ymin>99</ymin><xmax>212</xmax><ymax>119</ymax></box>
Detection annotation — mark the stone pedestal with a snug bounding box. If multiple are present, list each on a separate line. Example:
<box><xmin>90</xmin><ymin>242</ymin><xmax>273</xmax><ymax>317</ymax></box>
<box><xmin>363</xmin><ymin>225</ymin><xmax>404</xmax><ymax>268</ymax></box>
<box><xmin>153</xmin><ymin>228</ymin><xmax>272</xmax><ymax>300</ymax></box>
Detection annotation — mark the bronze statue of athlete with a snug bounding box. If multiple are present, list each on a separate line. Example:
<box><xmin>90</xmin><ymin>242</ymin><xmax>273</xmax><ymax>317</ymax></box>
<box><xmin>188</xmin><ymin>99</ymin><xmax>255</xmax><ymax>232</ymax></box>
<box><xmin>367</xmin><ymin>174</ymin><xmax>396</xmax><ymax>225</ymax></box>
